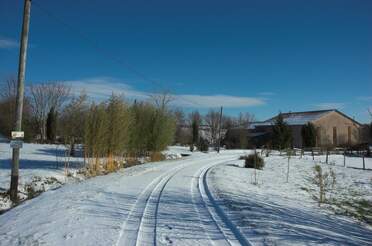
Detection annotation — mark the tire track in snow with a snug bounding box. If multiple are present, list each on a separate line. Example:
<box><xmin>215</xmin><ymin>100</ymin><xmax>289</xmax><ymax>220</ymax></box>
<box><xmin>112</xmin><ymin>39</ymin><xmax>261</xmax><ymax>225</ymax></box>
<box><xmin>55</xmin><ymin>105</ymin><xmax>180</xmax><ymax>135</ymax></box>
<box><xmin>192</xmin><ymin>161</ymin><xmax>252</xmax><ymax>246</ymax></box>
<box><xmin>116</xmin><ymin>155</ymin><xmax>214</xmax><ymax>246</ymax></box>
<box><xmin>134</xmin><ymin>165</ymin><xmax>184</xmax><ymax>245</ymax></box>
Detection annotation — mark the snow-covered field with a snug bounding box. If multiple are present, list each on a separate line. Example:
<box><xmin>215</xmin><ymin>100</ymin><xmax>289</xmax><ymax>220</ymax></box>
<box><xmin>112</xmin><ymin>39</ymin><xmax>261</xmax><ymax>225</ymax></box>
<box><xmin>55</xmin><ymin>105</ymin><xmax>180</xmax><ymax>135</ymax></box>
<box><xmin>0</xmin><ymin>145</ymin><xmax>371</xmax><ymax>245</ymax></box>
<box><xmin>0</xmin><ymin>143</ymin><xmax>86</xmax><ymax>210</ymax></box>
<box><xmin>210</xmin><ymin>153</ymin><xmax>372</xmax><ymax>245</ymax></box>
<box><xmin>0</xmin><ymin>143</ymin><xmax>187</xmax><ymax>211</ymax></box>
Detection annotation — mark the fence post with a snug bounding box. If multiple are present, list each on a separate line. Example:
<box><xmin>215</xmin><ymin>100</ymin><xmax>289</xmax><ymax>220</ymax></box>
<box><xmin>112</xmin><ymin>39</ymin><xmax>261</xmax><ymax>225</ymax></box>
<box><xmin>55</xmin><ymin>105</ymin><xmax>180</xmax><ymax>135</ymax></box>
<box><xmin>343</xmin><ymin>150</ymin><xmax>346</xmax><ymax>167</ymax></box>
<box><xmin>312</xmin><ymin>148</ymin><xmax>314</xmax><ymax>161</ymax></box>
<box><xmin>363</xmin><ymin>154</ymin><xmax>365</xmax><ymax>170</ymax></box>
<box><xmin>254</xmin><ymin>149</ymin><xmax>257</xmax><ymax>185</ymax></box>
<box><xmin>326</xmin><ymin>148</ymin><xmax>329</xmax><ymax>164</ymax></box>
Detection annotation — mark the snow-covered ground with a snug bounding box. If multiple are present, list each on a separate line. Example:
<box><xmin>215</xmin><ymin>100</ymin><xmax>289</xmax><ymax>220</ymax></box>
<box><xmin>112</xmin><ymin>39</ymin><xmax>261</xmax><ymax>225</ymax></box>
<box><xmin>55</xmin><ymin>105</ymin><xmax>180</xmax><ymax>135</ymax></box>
<box><xmin>210</xmin><ymin>152</ymin><xmax>372</xmax><ymax>245</ymax></box>
<box><xmin>310</xmin><ymin>152</ymin><xmax>372</xmax><ymax>170</ymax></box>
<box><xmin>0</xmin><ymin>143</ymin><xmax>188</xmax><ymax>211</ymax></box>
<box><xmin>161</xmin><ymin>145</ymin><xmax>191</xmax><ymax>159</ymax></box>
<box><xmin>0</xmin><ymin>150</ymin><xmax>240</xmax><ymax>245</ymax></box>
<box><xmin>0</xmin><ymin>146</ymin><xmax>371</xmax><ymax>245</ymax></box>
<box><xmin>0</xmin><ymin>143</ymin><xmax>86</xmax><ymax>210</ymax></box>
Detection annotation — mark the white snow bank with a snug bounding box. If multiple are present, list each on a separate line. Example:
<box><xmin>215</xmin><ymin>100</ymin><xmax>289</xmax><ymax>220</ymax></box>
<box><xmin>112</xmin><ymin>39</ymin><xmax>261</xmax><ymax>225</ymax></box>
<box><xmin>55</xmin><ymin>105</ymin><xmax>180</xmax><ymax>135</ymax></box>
<box><xmin>162</xmin><ymin>145</ymin><xmax>192</xmax><ymax>160</ymax></box>
<box><xmin>0</xmin><ymin>143</ymin><xmax>85</xmax><ymax>210</ymax></box>
<box><xmin>0</xmin><ymin>144</ymin><xmax>189</xmax><ymax>211</ymax></box>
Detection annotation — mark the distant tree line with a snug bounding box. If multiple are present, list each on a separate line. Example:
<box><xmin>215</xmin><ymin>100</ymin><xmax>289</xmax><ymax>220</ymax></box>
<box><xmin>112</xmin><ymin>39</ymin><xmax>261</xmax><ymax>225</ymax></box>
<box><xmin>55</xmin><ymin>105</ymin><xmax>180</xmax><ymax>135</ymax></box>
<box><xmin>6</xmin><ymin>77</ymin><xmax>365</xmax><ymax>157</ymax></box>
<box><xmin>173</xmin><ymin>108</ymin><xmax>256</xmax><ymax>151</ymax></box>
<box><xmin>0</xmin><ymin>77</ymin><xmax>175</xmax><ymax>162</ymax></box>
<box><xmin>1</xmin><ymin>77</ymin><xmax>258</xmax><ymax>155</ymax></box>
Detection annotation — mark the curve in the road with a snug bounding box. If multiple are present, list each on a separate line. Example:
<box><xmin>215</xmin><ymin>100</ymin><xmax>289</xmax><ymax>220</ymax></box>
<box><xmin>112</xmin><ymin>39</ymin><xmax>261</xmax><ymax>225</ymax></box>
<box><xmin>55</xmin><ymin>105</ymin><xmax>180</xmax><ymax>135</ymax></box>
<box><xmin>116</xmin><ymin>155</ymin><xmax>214</xmax><ymax>246</ymax></box>
<box><xmin>193</xmin><ymin>161</ymin><xmax>252</xmax><ymax>246</ymax></box>
<box><xmin>135</xmin><ymin>163</ymin><xmax>186</xmax><ymax>245</ymax></box>
<box><xmin>115</xmin><ymin>162</ymin><xmax>186</xmax><ymax>246</ymax></box>
<box><xmin>116</xmin><ymin>155</ymin><xmax>250</xmax><ymax>246</ymax></box>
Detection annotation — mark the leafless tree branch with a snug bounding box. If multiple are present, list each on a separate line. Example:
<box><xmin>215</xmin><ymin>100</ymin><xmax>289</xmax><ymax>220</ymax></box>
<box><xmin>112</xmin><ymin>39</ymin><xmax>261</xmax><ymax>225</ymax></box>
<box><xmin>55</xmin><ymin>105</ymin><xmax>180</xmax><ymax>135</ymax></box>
<box><xmin>150</xmin><ymin>91</ymin><xmax>174</xmax><ymax>110</ymax></box>
<box><xmin>29</xmin><ymin>82</ymin><xmax>71</xmax><ymax>141</ymax></box>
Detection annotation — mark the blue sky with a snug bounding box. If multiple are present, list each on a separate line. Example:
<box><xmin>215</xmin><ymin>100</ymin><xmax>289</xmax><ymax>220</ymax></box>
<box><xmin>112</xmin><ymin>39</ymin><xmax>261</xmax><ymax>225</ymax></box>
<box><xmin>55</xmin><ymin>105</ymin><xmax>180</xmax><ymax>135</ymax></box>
<box><xmin>0</xmin><ymin>0</ymin><xmax>371</xmax><ymax>122</ymax></box>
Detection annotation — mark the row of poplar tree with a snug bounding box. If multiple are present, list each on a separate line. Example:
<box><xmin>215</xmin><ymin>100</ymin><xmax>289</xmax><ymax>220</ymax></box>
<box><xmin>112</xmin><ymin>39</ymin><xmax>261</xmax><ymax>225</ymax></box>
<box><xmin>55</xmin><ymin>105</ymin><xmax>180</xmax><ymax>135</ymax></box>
<box><xmin>61</xmin><ymin>93</ymin><xmax>176</xmax><ymax>160</ymax></box>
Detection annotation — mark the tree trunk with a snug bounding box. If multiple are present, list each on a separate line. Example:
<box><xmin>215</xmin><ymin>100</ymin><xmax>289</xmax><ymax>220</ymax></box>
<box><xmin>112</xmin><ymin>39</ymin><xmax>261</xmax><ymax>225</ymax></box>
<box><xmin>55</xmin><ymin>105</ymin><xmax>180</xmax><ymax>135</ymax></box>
<box><xmin>70</xmin><ymin>138</ymin><xmax>75</xmax><ymax>157</ymax></box>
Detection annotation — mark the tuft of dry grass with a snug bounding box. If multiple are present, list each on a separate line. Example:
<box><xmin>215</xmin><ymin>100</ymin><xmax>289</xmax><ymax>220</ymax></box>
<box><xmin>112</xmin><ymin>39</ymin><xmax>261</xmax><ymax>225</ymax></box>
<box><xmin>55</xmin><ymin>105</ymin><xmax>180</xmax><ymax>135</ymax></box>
<box><xmin>241</xmin><ymin>153</ymin><xmax>265</xmax><ymax>170</ymax></box>
<box><xmin>150</xmin><ymin>152</ymin><xmax>166</xmax><ymax>162</ymax></box>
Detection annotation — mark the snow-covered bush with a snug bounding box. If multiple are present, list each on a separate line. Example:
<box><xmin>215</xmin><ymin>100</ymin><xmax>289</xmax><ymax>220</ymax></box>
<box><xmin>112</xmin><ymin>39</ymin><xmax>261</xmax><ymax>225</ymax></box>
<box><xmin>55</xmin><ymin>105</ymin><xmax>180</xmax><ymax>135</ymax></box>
<box><xmin>24</xmin><ymin>176</ymin><xmax>62</xmax><ymax>199</ymax></box>
<box><xmin>243</xmin><ymin>153</ymin><xmax>264</xmax><ymax>170</ymax></box>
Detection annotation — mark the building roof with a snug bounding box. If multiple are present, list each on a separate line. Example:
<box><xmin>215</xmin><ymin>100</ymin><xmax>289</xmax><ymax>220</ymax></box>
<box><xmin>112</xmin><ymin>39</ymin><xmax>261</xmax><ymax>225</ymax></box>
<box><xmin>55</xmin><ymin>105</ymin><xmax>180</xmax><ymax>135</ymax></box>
<box><xmin>253</xmin><ymin>109</ymin><xmax>362</xmax><ymax>127</ymax></box>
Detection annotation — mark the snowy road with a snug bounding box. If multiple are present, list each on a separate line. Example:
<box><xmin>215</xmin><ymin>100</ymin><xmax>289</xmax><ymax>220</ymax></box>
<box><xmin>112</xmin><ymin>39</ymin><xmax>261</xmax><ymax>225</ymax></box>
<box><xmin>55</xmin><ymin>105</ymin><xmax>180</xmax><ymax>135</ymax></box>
<box><xmin>0</xmin><ymin>149</ymin><xmax>371</xmax><ymax>245</ymax></box>
<box><xmin>116</xmin><ymin>153</ymin><xmax>250</xmax><ymax>246</ymax></box>
<box><xmin>0</xmin><ymin>151</ymin><xmax>251</xmax><ymax>245</ymax></box>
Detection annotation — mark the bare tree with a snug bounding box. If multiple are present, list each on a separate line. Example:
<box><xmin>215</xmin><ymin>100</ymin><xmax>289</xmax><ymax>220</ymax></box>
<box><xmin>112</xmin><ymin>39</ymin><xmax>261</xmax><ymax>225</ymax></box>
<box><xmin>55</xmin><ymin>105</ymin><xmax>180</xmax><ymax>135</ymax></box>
<box><xmin>0</xmin><ymin>77</ymin><xmax>17</xmax><ymax>137</ymax></box>
<box><xmin>237</xmin><ymin>112</ymin><xmax>255</xmax><ymax>128</ymax></box>
<box><xmin>0</xmin><ymin>76</ymin><xmax>18</xmax><ymax>100</ymax></box>
<box><xmin>188</xmin><ymin>110</ymin><xmax>201</xmax><ymax>126</ymax></box>
<box><xmin>221</xmin><ymin>115</ymin><xmax>235</xmax><ymax>130</ymax></box>
<box><xmin>47</xmin><ymin>83</ymin><xmax>71</xmax><ymax>112</ymax></box>
<box><xmin>150</xmin><ymin>91</ymin><xmax>173</xmax><ymax>111</ymax></box>
<box><xmin>368</xmin><ymin>108</ymin><xmax>372</xmax><ymax>146</ymax></box>
<box><xmin>0</xmin><ymin>76</ymin><xmax>36</xmax><ymax>139</ymax></box>
<box><xmin>188</xmin><ymin>111</ymin><xmax>201</xmax><ymax>150</ymax></box>
<box><xmin>205</xmin><ymin>109</ymin><xmax>220</xmax><ymax>146</ymax></box>
<box><xmin>29</xmin><ymin>82</ymin><xmax>71</xmax><ymax>141</ymax></box>
<box><xmin>173</xmin><ymin>108</ymin><xmax>190</xmax><ymax>145</ymax></box>
<box><xmin>0</xmin><ymin>76</ymin><xmax>18</xmax><ymax>115</ymax></box>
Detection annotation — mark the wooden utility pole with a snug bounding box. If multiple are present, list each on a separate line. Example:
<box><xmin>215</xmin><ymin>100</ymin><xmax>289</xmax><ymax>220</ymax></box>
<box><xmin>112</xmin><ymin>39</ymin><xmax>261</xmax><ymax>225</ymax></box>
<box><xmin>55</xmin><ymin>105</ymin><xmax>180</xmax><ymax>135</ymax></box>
<box><xmin>217</xmin><ymin>106</ymin><xmax>223</xmax><ymax>153</ymax></box>
<box><xmin>10</xmin><ymin>0</ymin><xmax>32</xmax><ymax>202</ymax></box>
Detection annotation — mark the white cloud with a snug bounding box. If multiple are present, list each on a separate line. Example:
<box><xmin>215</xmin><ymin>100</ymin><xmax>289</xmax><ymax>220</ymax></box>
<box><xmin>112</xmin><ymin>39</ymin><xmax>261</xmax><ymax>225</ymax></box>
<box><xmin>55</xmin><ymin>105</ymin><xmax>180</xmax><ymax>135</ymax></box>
<box><xmin>314</xmin><ymin>102</ymin><xmax>345</xmax><ymax>110</ymax></box>
<box><xmin>175</xmin><ymin>94</ymin><xmax>265</xmax><ymax>108</ymax></box>
<box><xmin>258</xmin><ymin>92</ymin><xmax>275</xmax><ymax>96</ymax></box>
<box><xmin>0</xmin><ymin>37</ymin><xmax>18</xmax><ymax>49</ymax></box>
<box><xmin>66</xmin><ymin>77</ymin><xmax>148</xmax><ymax>100</ymax></box>
<box><xmin>65</xmin><ymin>77</ymin><xmax>266</xmax><ymax>108</ymax></box>
<box><xmin>357</xmin><ymin>96</ymin><xmax>372</xmax><ymax>101</ymax></box>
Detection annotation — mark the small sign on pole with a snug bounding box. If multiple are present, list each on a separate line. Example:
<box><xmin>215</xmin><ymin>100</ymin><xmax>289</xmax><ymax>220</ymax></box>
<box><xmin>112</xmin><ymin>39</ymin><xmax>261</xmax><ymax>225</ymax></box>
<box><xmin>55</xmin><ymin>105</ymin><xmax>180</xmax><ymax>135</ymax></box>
<box><xmin>10</xmin><ymin>140</ymin><xmax>23</xmax><ymax>149</ymax></box>
<box><xmin>11</xmin><ymin>131</ymin><xmax>24</xmax><ymax>139</ymax></box>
